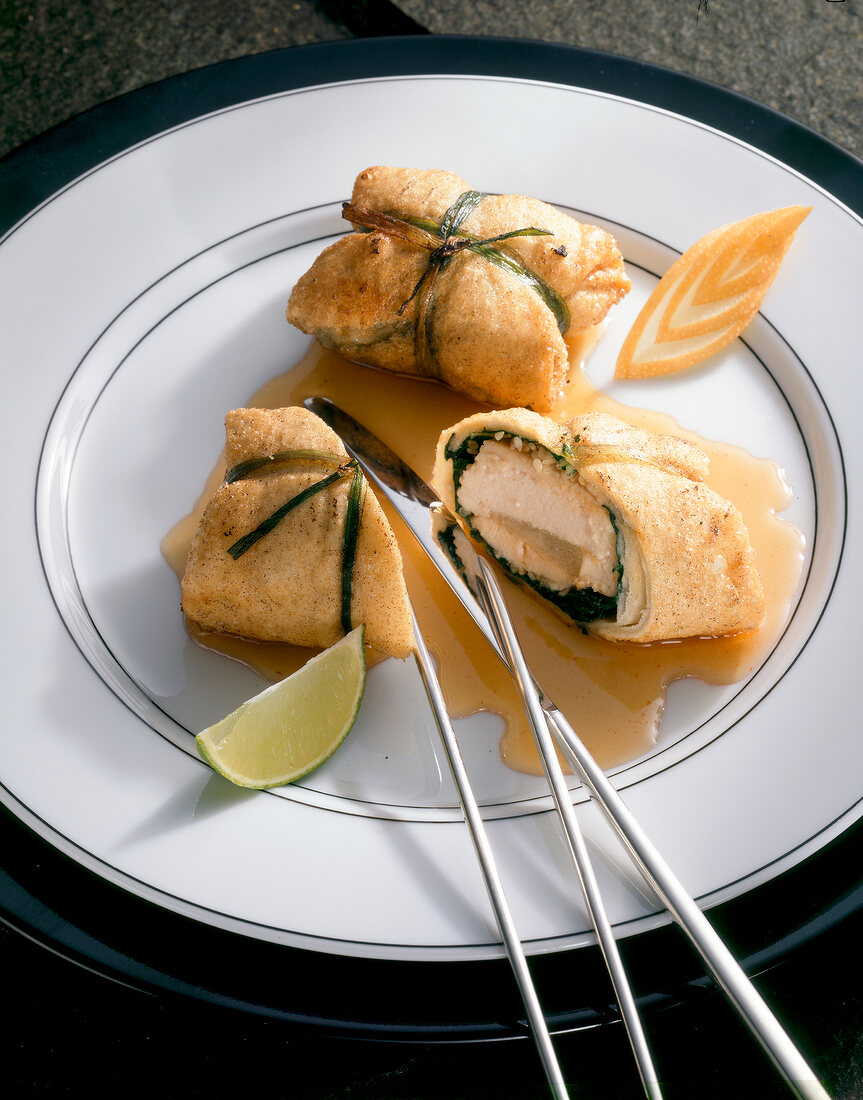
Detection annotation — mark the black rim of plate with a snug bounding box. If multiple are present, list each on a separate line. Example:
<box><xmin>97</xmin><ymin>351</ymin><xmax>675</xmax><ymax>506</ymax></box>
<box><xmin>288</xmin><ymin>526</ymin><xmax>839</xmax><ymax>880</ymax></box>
<box><xmin>2</xmin><ymin>35</ymin><xmax>862</xmax><ymax>1040</ymax></box>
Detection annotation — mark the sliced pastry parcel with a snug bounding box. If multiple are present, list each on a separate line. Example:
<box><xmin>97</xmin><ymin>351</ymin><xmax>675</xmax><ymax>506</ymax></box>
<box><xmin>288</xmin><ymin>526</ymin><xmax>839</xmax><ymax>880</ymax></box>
<box><xmin>432</xmin><ymin>408</ymin><xmax>765</xmax><ymax>643</ymax></box>
<box><xmin>181</xmin><ymin>406</ymin><xmax>414</xmax><ymax>659</ymax></box>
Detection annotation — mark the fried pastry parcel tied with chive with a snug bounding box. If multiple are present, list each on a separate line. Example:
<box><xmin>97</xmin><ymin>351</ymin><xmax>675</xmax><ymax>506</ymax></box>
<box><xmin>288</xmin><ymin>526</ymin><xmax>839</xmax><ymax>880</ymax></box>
<box><xmin>286</xmin><ymin>167</ymin><xmax>630</xmax><ymax>412</ymax></box>
<box><xmin>181</xmin><ymin>407</ymin><xmax>413</xmax><ymax>659</ymax></box>
<box><xmin>433</xmin><ymin>408</ymin><xmax>765</xmax><ymax>643</ymax></box>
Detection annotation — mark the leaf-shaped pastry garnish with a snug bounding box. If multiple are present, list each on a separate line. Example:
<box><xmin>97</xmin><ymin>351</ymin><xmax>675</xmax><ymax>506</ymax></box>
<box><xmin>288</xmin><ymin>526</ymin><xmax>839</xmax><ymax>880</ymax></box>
<box><xmin>615</xmin><ymin>206</ymin><xmax>811</xmax><ymax>379</ymax></box>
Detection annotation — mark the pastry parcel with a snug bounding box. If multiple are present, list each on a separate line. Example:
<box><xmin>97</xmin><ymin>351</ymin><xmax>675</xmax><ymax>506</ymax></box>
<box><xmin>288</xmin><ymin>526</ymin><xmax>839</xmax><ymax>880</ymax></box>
<box><xmin>286</xmin><ymin>166</ymin><xmax>630</xmax><ymax>411</ymax></box>
<box><xmin>181</xmin><ymin>406</ymin><xmax>413</xmax><ymax>658</ymax></box>
<box><xmin>433</xmin><ymin>408</ymin><xmax>765</xmax><ymax>643</ymax></box>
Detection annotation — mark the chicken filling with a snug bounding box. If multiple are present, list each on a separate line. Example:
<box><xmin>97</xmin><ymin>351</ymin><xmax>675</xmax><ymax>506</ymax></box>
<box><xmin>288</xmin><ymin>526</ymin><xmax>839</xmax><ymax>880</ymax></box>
<box><xmin>455</xmin><ymin>437</ymin><xmax>620</xmax><ymax>600</ymax></box>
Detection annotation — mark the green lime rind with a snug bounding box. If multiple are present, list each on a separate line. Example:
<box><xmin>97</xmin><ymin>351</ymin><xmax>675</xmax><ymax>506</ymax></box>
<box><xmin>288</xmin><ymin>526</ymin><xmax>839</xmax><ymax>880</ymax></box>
<box><xmin>195</xmin><ymin>625</ymin><xmax>367</xmax><ymax>789</ymax></box>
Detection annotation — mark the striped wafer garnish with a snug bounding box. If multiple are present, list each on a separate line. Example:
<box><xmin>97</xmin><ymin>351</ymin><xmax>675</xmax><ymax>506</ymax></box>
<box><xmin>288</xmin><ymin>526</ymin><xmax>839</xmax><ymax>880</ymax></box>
<box><xmin>615</xmin><ymin>206</ymin><xmax>811</xmax><ymax>379</ymax></box>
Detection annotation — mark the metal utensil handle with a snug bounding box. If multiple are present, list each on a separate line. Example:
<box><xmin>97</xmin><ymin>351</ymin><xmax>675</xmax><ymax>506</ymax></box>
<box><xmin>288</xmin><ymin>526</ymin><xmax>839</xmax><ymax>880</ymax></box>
<box><xmin>304</xmin><ymin>399</ymin><xmax>827</xmax><ymax>1098</ymax></box>
<box><xmin>544</xmin><ymin>704</ymin><xmax>830</xmax><ymax>1100</ymax></box>
<box><xmin>409</xmin><ymin>608</ymin><xmax>571</xmax><ymax>1100</ymax></box>
<box><xmin>475</xmin><ymin>560</ymin><xmax>664</xmax><ymax>1100</ymax></box>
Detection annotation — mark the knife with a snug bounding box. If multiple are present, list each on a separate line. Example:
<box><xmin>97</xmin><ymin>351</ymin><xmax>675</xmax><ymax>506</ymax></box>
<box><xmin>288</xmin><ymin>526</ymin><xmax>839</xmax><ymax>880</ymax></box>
<box><xmin>303</xmin><ymin>395</ymin><xmax>828</xmax><ymax>1100</ymax></box>
<box><xmin>303</xmin><ymin>397</ymin><xmax>662</xmax><ymax>1097</ymax></box>
<box><xmin>303</xmin><ymin>396</ymin><xmax>501</xmax><ymax>656</ymax></box>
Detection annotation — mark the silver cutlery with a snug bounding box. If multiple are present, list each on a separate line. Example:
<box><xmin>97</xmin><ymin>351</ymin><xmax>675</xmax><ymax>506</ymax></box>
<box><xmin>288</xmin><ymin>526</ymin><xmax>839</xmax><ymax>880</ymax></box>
<box><xmin>304</xmin><ymin>396</ymin><xmax>830</xmax><ymax>1100</ymax></box>
<box><xmin>469</xmin><ymin>550</ymin><xmax>663</xmax><ymax>1099</ymax></box>
<box><xmin>409</xmin><ymin>605</ymin><xmax>573</xmax><ymax>1099</ymax></box>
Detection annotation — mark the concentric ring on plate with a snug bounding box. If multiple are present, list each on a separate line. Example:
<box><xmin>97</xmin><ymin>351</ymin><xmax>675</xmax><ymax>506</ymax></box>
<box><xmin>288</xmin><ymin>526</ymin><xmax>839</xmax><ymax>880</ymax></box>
<box><xmin>0</xmin><ymin>48</ymin><xmax>859</xmax><ymax>995</ymax></box>
<box><xmin>36</xmin><ymin>202</ymin><xmax>842</xmax><ymax>827</ymax></box>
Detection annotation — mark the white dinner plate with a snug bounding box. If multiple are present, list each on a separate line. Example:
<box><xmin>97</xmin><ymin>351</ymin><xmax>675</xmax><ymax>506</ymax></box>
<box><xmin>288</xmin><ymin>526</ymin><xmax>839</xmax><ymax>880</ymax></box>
<box><xmin>0</xmin><ymin>38</ymin><xmax>860</xmax><ymax>1033</ymax></box>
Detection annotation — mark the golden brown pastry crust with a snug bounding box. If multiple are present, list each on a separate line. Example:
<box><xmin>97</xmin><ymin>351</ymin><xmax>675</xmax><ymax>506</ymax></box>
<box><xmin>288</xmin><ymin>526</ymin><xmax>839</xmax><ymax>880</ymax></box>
<box><xmin>181</xmin><ymin>407</ymin><xmax>414</xmax><ymax>658</ymax></box>
<box><xmin>286</xmin><ymin>167</ymin><xmax>630</xmax><ymax>411</ymax></box>
<box><xmin>433</xmin><ymin>407</ymin><xmax>765</xmax><ymax>643</ymax></box>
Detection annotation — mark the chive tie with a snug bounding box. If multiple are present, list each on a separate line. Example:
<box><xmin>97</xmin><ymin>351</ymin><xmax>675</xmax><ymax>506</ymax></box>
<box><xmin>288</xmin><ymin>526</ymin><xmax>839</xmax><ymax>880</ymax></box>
<box><xmin>227</xmin><ymin>464</ymin><xmax>354</xmax><ymax>560</ymax></box>
<box><xmin>227</xmin><ymin>453</ymin><xmax>367</xmax><ymax>641</ymax></box>
<box><xmin>342</xmin><ymin>192</ymin><xmax>570</xmax><ymax>378</ymax></box>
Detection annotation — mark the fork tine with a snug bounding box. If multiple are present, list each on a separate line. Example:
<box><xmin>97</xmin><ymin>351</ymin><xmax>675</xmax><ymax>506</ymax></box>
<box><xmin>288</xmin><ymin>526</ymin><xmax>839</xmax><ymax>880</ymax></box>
<box><xmin>409</xmin><ymin>605</ymin><xmax>571</xmax><ymax>1100</ymax></box>
<box><xmin>474</xmin><ymin>558</ymin><xmax>664</xmax><ymax>1100</ymax></box>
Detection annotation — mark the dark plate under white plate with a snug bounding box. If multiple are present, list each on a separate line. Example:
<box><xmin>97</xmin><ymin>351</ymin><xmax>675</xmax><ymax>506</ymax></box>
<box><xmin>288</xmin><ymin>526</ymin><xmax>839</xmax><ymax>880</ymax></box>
<box><xmin>0</xmin><ymin>36</ymin><xmax>861</xmax><ymax>1037</ymax></box>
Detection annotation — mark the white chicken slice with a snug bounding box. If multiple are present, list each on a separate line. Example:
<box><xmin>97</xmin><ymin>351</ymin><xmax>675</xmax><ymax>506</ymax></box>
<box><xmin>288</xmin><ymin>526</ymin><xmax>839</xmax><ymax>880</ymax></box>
<box><xmin>456</xmin><ymin>439</ymin><xmax>619</xmax><ymax>596</ymax></box>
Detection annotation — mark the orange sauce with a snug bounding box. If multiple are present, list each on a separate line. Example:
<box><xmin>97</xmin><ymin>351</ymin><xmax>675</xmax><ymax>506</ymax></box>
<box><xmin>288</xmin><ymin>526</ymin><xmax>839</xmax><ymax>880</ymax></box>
<box><xmin>163</xmin><ymin>335</ymin><xmax>804</xmax><ymax>774</ymax></box>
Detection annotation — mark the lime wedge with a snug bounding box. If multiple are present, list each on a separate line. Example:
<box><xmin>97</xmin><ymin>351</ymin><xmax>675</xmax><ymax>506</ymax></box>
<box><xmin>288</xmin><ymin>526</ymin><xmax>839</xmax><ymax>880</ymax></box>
<box><xmin>195</xmin><ymin>626</ymin><xmax>366</xmax><ymax>788</ymax></box>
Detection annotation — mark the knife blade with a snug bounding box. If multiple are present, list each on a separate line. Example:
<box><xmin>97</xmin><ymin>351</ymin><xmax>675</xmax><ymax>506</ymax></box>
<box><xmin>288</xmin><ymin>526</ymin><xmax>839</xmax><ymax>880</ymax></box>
<box><xmin>302</xmin><ymin>394</ymin><xmax>829</xmax><ymax>1100</ymax></box>
<box><xmin>303</xmin><ymin>396</ymin><xmax>504</xmax><ymax>661</ymax></box>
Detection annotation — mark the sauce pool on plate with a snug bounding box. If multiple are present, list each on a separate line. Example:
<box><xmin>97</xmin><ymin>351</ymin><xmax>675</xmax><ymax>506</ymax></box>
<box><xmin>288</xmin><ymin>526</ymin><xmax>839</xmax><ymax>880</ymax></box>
<box><xmin>163</xmin><ymin>336</ymin><xmax>804</xmax><ymax>775</ymax></box>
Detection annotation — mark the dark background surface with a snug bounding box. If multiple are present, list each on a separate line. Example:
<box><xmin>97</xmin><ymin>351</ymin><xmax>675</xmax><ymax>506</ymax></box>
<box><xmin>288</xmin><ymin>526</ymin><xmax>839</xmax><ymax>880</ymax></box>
<box><xmin>2</xmin><ymin>0</ymin><xmax>861</xmax><ymax>161</ymax></box>
<box><xmin>3</xmin><ymin>2</ymin><xmax>863</xmax><ymax>1096</ymax></box>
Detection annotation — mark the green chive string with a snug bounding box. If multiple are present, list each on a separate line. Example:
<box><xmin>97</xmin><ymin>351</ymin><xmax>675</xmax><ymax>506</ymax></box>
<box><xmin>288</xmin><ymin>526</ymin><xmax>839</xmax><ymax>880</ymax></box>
<box><xmin>227</xmin><ymin>454</ymin><xmax>368</xmax><ymax>641</ymax></box>
<box><xmin>342</xmin><ymin>192</ymin><xmax>571</xmax><ymax>378</ymax></box>
<box><xmin>226</xmin><ymin>448</ymin><xmax>344</xmax><ymax>484</ymax></box>
<box><xmin>227</xmin><ymin>462</ymin><xmax>357</xmax><ymax>560</ymax></box>
<box><xmin>339</xmin><ymin>463</ymin><xmax>365</xmax><ymax>635</ymax></box>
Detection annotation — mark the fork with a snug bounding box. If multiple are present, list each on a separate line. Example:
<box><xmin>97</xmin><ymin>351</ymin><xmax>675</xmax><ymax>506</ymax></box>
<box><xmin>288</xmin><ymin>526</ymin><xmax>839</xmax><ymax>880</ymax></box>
<box><xmin>467</xmin><ymin>553</ymin><xmax>830</xmax><ymax>1100</ymax></box>
<box><xmin>410</xmin><ymin>606</ymin><xmax>573</xmax><ymax>1099</ymax></box>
